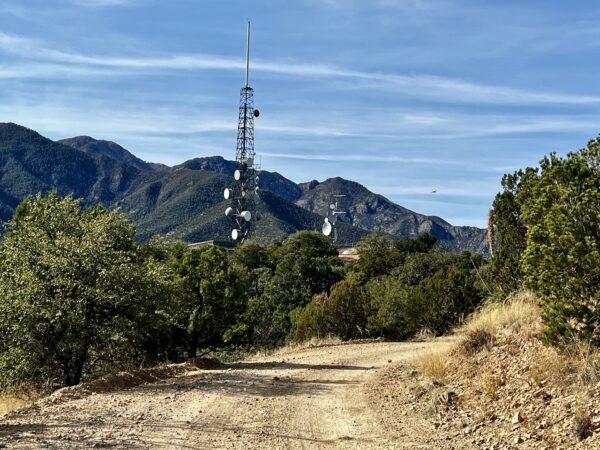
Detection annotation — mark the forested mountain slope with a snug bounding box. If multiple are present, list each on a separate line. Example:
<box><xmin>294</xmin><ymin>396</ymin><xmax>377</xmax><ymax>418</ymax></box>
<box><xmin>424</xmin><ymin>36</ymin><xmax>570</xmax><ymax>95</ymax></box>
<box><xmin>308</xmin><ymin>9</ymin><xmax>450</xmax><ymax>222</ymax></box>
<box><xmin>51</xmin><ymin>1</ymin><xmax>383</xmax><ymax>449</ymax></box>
<box><xmin>0</xmin><ymin>123</ymin><xmax>486</xmax><ymax>251</ymax></box>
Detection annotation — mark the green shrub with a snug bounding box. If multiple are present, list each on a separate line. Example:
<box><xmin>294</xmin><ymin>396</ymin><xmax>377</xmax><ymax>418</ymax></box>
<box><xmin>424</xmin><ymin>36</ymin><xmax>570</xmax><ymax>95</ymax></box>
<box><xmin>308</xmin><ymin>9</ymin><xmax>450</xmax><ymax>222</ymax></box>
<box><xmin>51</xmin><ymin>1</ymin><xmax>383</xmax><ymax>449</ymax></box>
<box><xmin>365</xmin><ymin>277</ymin><xmax>417</xmax><ymax>340</ymax></box>
<box><xmin>519</xmin><ymin>142</ymin><xmax>600</xmax><ymax>345</ymax></box>
<box><xmin>291</xmin><ymin>280</ymin><xmax>368</xmax><ymax>342</ymax></box>
<box><xmin>410</xmin><ymin>266</ymin><xmax>483</xmax><ymax>335</ymax></box>
<box><xmin>169</xmin><ymin>245</ymin><xmax>247</xmax><ymax>358</ymax></box>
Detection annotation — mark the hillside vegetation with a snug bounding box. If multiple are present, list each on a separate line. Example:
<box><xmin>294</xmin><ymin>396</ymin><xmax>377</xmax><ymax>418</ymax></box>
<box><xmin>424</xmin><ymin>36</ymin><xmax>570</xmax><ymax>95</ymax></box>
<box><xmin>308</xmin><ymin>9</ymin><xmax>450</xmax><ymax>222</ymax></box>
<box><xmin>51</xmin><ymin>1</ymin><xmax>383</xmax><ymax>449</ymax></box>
<box><xmin>0</xmin><ymin>189</ymin><xmax>485</xmax><ymax>392</ymax></box>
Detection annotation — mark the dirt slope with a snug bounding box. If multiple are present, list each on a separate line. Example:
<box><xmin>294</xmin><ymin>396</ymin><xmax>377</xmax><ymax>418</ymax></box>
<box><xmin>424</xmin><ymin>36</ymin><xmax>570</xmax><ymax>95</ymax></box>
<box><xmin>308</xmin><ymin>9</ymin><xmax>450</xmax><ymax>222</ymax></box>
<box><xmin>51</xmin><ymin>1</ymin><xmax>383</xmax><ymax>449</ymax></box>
<box><xmin>0</xmin><ymin>339</ymin><xmax>454</xmax><ymax>449</ymax></box>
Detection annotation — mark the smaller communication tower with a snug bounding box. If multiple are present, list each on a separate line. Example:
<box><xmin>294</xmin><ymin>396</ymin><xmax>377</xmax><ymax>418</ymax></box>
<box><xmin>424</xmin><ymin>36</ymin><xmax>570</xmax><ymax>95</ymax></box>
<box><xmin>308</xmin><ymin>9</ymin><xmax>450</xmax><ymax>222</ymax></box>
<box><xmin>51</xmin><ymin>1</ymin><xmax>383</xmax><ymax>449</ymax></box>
<box><xmin>321</xmin><ymin>194</ymin><xmax>347</xmax><ymax>243</ymax></box>
<box><xmin>224</xmin><ymin>22</ymin><xmax>261</xmax><ymax>243</ymax></box>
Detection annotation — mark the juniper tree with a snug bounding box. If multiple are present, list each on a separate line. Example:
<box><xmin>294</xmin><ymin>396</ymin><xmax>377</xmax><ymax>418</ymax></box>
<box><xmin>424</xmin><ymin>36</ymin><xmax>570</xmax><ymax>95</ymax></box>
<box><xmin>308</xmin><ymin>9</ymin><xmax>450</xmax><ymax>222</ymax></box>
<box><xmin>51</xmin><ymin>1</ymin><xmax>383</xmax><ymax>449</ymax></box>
<box><xmin>520</xmin><ymin>142</ymin><xmax>600</xmax><ymax>345</ymax></box>
<box><xmin>0</xmin><ymin>193</ymin><xmax>162</xmax><ymax>387</ymax></box>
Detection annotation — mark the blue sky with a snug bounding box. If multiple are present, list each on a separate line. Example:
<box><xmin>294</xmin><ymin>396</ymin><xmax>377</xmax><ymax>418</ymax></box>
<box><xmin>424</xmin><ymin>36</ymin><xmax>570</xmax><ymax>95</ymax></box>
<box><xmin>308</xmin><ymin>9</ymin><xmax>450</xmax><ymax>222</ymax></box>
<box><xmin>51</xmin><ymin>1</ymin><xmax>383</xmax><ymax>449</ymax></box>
<box><xmin>1</xmin><ymin>0</ymin><xmax>599</xmax><ymax>227</ymax></box>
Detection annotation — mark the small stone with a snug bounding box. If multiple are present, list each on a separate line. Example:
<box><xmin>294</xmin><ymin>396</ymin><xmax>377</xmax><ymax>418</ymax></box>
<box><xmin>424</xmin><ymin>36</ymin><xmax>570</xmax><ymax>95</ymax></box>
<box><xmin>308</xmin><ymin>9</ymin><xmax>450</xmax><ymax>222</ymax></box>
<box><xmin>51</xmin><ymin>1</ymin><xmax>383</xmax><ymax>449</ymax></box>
<box><xmin>512</xmin><ymin>411</ymin><xmax>523</xmax><ymax>424</ymax></box>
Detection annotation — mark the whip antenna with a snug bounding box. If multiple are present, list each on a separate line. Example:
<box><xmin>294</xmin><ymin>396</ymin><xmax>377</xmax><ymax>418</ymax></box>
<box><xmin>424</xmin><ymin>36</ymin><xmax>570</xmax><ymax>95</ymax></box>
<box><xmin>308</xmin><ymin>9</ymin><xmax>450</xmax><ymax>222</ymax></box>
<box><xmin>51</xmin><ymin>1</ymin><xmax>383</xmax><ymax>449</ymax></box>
<box><xmin>245</xmin><ymin>21</ymin><xmax>251</xmax><ymax>88</ymax></box>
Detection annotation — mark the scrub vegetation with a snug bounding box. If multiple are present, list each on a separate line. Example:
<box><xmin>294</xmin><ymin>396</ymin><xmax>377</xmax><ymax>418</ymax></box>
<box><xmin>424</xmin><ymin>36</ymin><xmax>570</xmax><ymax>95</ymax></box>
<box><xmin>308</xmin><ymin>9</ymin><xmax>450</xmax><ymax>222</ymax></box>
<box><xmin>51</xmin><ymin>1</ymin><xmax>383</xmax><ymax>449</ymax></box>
<box><xmin>0</xmin><ymin>194</ymin><xmax>484</xmax><ymax>393</ymax></box>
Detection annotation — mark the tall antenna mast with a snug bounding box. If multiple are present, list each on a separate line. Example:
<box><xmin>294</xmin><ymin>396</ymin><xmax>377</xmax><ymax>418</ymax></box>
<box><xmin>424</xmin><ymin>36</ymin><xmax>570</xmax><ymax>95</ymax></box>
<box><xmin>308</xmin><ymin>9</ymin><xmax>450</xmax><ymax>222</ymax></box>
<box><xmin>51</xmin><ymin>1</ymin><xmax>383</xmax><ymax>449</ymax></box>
<box><xmin>223</xmin><ymin>22</ymin><xmax>261</xmax><ymax>244</ymax></box>
<box><xmin>245</xmin><ymin>21</ymin><xmax>251</xmax><ymax>88</ymax></box>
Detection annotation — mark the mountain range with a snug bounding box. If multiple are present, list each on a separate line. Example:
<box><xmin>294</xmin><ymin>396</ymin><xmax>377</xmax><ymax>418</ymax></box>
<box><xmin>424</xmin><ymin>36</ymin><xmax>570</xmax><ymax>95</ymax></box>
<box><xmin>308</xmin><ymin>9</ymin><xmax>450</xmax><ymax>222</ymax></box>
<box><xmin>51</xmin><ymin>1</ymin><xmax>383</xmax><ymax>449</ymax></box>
<box><xmin>0</xmin><ymin>123</ymin><xmax>488</xmax><ymax>253</ymax></box>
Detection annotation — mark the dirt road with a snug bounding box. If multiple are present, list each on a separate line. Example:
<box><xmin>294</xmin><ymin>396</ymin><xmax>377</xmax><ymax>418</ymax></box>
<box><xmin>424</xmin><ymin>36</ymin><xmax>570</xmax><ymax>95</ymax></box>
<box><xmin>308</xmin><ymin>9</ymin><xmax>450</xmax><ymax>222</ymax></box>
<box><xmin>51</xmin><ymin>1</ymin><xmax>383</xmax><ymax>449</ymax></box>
<box><xmin>0</xmin><ymin>339</ymin><xmax>453</xmax><ymax>449</ymax></box>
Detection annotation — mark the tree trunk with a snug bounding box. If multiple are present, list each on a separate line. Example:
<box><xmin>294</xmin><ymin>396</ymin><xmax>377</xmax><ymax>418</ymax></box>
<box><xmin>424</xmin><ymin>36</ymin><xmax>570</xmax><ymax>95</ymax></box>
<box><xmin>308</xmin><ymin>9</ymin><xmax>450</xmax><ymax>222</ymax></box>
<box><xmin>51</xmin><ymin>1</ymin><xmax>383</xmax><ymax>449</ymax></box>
<box><xmin>187</xmin><ymin>338</ymin><xmax>198</xmax><ymax>360</ymax></box>
<box><xmin>64</xmin><ymin>346</ymin><xmax>88</xmax><ymax>387</ymax></box>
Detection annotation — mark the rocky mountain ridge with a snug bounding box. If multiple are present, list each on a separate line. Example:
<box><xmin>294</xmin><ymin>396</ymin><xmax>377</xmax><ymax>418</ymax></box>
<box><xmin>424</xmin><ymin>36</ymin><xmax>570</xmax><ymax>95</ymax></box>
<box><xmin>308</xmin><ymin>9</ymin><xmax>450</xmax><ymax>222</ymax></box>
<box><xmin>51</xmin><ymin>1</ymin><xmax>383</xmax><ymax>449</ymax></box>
<box><xmin>0</xmin><ymin>123</ymin><xmax>487</xmax><ymax>252</ymax></box>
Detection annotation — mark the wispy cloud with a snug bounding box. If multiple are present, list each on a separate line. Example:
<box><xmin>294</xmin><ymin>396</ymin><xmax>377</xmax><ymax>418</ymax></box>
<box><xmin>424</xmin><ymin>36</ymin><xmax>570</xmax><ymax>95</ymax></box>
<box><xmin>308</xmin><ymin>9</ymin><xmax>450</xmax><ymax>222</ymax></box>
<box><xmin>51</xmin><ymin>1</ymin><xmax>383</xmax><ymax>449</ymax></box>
<box><xmin>0</xmin><ymin>32</ymin><xmax>599</xmax><ymax>106</ymax></box>
<box><xmin>307</xmin><ymin>0</ymin><xmax>429</xmax><ymax>12</ymax></box>
<box><xmin>259</xmin><ymin>151</ymin><xmax>462</xmax><ymax>165</ymax></box>
<box><xmin>370</xmin><ymin>184</ymin><xmax>497</xmax><ymax>199</ymax></box>
<box><xmin>69</xmin><ymin>0</ymin><xmax>133</xmax><ymax>6</ymax></box>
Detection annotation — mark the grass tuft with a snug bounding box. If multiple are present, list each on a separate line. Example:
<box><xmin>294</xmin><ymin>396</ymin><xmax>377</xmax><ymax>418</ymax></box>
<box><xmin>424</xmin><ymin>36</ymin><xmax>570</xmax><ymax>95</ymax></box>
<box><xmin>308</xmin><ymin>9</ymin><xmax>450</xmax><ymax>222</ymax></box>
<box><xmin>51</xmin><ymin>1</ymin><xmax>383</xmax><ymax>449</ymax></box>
<box><xmin>460</xmin><ymin>329</ymin><xmax>494</xmax><ymax>355</ymax></box>
<box><xmin>463</xmin><ymin>291</ymin><xmax>539</xmax><ymax>337</ymax></box>
<box><xmin>0</xmin><ymin>394</ymin><xmax>35</xmax><ymax>416</ymax></box>
<box><xmin>574</xmin><ymin>408</ymin><xmax>593</xmax><ymax>441</ymax></box>
<box><xmin>415</xmin><ymin>349</ymin><xmax>449</xmax><ymax>381</ymax></box>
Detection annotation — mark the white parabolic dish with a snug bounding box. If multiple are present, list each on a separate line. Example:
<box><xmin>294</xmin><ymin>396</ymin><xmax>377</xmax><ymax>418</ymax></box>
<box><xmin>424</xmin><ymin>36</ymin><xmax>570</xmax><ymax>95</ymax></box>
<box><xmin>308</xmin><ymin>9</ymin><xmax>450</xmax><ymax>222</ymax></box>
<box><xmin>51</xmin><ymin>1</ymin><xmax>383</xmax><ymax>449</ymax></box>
<box><xmin>241</xmin><ymin>210</ymin><xmax>252</xmax><ymax>222</ymax></box>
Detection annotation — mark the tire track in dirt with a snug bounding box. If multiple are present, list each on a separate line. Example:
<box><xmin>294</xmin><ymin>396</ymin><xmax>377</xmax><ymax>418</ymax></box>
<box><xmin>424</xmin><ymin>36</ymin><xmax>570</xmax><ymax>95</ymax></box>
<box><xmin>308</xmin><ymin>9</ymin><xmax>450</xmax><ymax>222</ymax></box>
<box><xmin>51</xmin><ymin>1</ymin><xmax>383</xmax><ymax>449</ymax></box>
<box><xmin>0</xmin><ymin>339</ymin><xmax>454</xmax><ymax>449</ymax></box>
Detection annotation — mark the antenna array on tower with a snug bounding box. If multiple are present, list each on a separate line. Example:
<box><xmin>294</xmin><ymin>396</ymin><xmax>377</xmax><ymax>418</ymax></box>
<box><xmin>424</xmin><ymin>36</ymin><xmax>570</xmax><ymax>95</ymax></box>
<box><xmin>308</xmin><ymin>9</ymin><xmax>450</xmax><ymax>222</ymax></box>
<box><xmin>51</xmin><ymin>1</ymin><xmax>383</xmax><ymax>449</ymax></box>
<box><xmin>224</xmin><ymin>22</ymin><xmax>261</xmax><ymax>243</ymax></box>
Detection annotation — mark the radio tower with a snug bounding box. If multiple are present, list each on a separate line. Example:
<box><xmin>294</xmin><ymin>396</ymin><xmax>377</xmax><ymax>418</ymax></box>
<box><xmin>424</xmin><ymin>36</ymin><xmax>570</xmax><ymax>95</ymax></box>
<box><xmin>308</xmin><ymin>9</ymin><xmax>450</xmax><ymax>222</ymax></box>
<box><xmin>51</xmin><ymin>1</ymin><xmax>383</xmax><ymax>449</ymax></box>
<box><xmin>223</xmin><ymin>22</ymin><xmax>261</xmax><ymax>243</ymax></box>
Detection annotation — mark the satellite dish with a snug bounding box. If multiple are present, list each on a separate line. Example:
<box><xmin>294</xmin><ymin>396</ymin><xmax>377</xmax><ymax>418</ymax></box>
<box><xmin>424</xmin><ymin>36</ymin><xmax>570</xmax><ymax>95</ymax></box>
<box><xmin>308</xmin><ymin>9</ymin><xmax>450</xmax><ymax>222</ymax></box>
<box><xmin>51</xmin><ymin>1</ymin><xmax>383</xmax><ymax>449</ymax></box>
<box><xmin>255</xmin><ymin>186</ymin><xmax>260</xmax><ymax>193</ymax></box>
<box><xmin>254</xmin><ymin>109</ymin><xmax>260</xmax><ymax>118</ymax></box>
<box><xmin>225</xmin><ymin>207</ymin><xmax>233</xmax><ymax>217</ymax></box>
<box><xmin>329</xmin><ymin>204</ymin><xmax>336</xmax><ymax>210</ymax></box>
<box><xmin>241</xmin><ymin>210</ymin><xmax>252</xmax><ymax>222</ymax></box>
<box><xmin>241</xmin><ymin>190</ymin><xmax>246</xmax><ymax>198</ymax></box>
<box><xmin>322</xmin><ymin>221</ymin><xmax>333</xmax><ymax>237</ymax></box>
<box><xmin>231</xmin><ymin>229</ymin><xmax>240</xmax><ymax>240</ymax></box>
<box><xmin>234</xmin><ymin>169</ymin><xmax>241</xmax><ymax>181</ymax></box>
<box><xmin>324</xmin><ymin>217</ymin><xmax>330</xmax><ymax>223</ymax></box>
<box><xmin>224</xmin><ymin>188</ymin><xmax>233</xmax><ymax>200</ymax></box>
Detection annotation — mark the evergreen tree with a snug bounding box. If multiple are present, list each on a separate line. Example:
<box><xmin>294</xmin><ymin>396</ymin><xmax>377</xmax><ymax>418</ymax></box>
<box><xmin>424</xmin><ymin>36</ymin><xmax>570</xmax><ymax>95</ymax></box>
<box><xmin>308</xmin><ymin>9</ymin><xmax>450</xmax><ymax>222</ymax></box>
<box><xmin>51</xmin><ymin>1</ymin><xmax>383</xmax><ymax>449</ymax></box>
<box><xmin>170</xmin><ymin>246</ymin><xmax>246</xmax><ymax>358</ymax></box>
<box><xmin>0</xmin><ymin>193</ymin><xmax>161</xmax><ymax>387</ymax></box>
<box><xmin>489</xmin><ymin>169</ymin><xmax>536</xmax><ymax>294</ymax></box>
<box><xmin>520</xmin><ymin>142</ymin><xmax>600</xmax><ymax>344</ymax></box>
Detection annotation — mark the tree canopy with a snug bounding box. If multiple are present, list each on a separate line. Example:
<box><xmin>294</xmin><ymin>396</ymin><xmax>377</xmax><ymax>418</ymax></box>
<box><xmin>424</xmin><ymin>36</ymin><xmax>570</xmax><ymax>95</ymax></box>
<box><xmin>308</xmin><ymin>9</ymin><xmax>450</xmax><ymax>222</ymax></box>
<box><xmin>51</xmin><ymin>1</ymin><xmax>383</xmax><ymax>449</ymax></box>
<box><xmin>0</xmin><ymin>193</ymin><xmax>160</xmax><ymax>387</ymax></box>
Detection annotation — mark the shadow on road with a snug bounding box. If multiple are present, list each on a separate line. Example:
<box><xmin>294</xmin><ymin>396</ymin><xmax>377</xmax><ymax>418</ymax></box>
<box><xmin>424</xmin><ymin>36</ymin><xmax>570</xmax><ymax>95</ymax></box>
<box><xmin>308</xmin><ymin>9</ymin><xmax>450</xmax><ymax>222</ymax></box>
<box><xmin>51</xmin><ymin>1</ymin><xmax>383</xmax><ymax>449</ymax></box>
<box><xmin>135</xmin><ymin>369</ymin><xmax>360</xmax><ymax>399</ymax></box>
<box><xmin>230</xmin><ymin>361</ymin><xmax>370</xmax><ymax>371</ymax></box>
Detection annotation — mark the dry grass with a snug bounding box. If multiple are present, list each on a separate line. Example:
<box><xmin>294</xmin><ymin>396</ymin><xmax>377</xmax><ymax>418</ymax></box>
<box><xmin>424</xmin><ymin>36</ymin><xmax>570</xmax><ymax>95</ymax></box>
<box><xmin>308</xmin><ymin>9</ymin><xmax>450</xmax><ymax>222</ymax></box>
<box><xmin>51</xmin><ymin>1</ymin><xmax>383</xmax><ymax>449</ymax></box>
<box><xmin>481</xmin><ymin>372</ymin><xmax>505</xmax><ymax>401</ymax></box>
<box><xmin>460</xmin><ymin>329</ymin><xmax>494</xmax><ymax>355</ymax></box>
<box><xmin>414</xmin><ymin>348</ymin><xmax>450</xmax><ymax>381</ymax></box>
<box><xmin>529</xmin><ymin>349</ymin><xmax>574</xmax><ymax>387</ymax></box>
<box><xmin>579</xmin><ymin>352</ymin><xmax>600</xmax><ymax>386</ymax></box>
<box><xmin>574</xmin><ymin>407</ymin><xmax>593</xmax><ymax>441</ymax></box>
<box><xmin>415</xmin><ymin>292</ymin><xmax>538</xmax><ymax>381</ymax></box>
<box><xmin>0</xmin><ymin>394</ymin><xmax>35</xmax><ymax>416</ymax></box>
<box><xmin>463</xmin><ymin>290</ymin><xmax>539</xmax><ymax>337</ymax></box>
<box><xmin>414</xmin><ymin>327</ymin><xmax>436</xmax><ymax>342</ymax></box>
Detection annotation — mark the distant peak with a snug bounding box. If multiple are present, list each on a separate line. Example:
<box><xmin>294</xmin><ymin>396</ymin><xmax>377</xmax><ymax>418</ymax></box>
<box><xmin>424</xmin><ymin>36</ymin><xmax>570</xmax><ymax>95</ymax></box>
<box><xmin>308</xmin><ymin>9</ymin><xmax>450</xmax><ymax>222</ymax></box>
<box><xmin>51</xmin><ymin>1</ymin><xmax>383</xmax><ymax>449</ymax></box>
<box><xmin>60</xmin><ymin>136</ymin><xmax>102</xmax><ymax>148</ymax></box>
<box><xmin>0</xmin><ymin>122</ymin><xmax>38</xmax><ymax>134</ymax></box>
<box><xmin>58</xmin><ymin>135</ymin><xmax>151</xmax><ymax>171</ymax></box>
<box><xmin>177</xmin><ymin>155</ymin><xmax>236</xmax><ymax>176</ymax></box>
